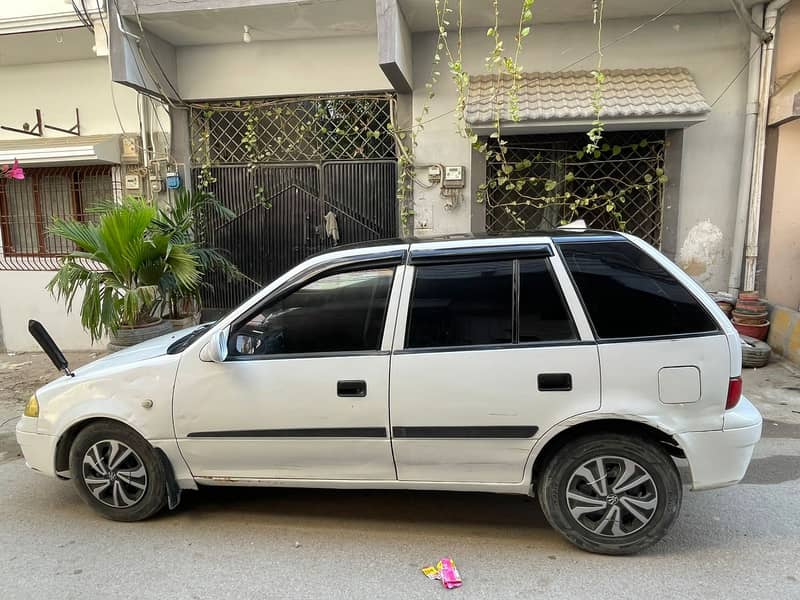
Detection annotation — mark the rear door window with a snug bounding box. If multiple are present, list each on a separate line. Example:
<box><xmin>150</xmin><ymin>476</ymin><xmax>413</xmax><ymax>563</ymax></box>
<box><xmin>518</xmin><ymin>259</ymin><xmax>577</xmax><ymax>342</ymax></box>
<box><xmin>558</xmin><ymin>240</ymin><xmax>718</xmax><ymax>339</ymax></box>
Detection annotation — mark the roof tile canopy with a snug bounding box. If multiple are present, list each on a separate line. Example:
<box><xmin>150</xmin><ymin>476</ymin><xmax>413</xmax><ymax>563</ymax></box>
<box><xmin>466</xmin><ymin>67</ymin><xmax>710</xmax><ymax>130</ymax></box>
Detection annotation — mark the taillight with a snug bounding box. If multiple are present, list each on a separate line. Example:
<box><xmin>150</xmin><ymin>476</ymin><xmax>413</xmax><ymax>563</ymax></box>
<box><xmin>726</xmin><ymin>376</ymin><xmax>742</xmax><ymax>410</ymax></box>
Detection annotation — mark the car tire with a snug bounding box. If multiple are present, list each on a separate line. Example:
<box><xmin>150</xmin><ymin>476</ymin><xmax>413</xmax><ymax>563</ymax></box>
<box><xmin>740</xmin><ymin>335</ymin><xmax>771</xmax><ymax>368</ymax></box>
<box><xmin>69</xmin><ymin>421</ymin><xmax>167</xmax><ymax>522</ymax></box>
<box><xmin>537</xmin><ymin>433</ymin><xmax>682</xmax><ymax>555</ymax></box>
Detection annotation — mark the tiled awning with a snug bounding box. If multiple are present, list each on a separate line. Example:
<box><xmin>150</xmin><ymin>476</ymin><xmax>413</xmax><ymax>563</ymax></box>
<box><xmin>466</xmin><ymin>67</ymin><xmax>710</xmax><ymax>132</ymax></box>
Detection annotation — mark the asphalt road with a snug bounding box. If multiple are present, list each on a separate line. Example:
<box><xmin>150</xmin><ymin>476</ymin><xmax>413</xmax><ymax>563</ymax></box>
<box><xmin>1</xmin><ymin>433</ymin><xmax>799</xmax><ymax>600</ymax></box>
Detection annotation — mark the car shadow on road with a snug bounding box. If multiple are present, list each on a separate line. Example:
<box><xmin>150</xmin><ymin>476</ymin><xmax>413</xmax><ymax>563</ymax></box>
<box><xmin>177</xmin><ymin>485</ymin><xmax>551</xmax><ymax>534</ymax></box>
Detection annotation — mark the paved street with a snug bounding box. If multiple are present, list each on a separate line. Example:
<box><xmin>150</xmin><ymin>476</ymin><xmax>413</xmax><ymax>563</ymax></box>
<box><xmin>1</xmin><ymin>363</ymin><xmax>799</xmax><ymax>599</ymax></box>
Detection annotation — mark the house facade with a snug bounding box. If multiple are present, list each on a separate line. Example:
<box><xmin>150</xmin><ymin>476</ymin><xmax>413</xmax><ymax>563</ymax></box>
<box><xmin>0</xmin><ymin>0</ymin><xmax>796</xmax><ymax>350</ymax></box>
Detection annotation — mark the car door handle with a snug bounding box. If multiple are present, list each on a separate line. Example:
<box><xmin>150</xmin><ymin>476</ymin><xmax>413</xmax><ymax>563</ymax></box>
<box><xmin>538</xmin><ymin>373</ymin><xmax>572</xmax><ymax>392</ymax></box>
<box><xmin>337</xmin><ymin>380</ymin><xmax>367</xmax><ymax>397</ymax></box>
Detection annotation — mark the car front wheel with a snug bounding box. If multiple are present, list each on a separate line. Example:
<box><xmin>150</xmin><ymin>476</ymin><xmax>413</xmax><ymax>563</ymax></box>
<box><xmin>69</xmin><ymin>421</ymin><xmax>167</xmax><ymax>522</ymax></box>
<box><xmin>537</xmin><ymin>433</ymin><xmax>682</xmax><ymax>555</ymax></box>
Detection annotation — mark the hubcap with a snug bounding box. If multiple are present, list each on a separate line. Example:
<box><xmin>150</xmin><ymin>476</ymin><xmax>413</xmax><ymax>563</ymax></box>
<box><xmin>82</xmin><ymin>440</ymin><xmax>147</xmax><ymax>509</ymax></box>
<box><xmin>565</xmin><ymin>456</ymin><xmax>658</xmax><ymax>538</ymax></box>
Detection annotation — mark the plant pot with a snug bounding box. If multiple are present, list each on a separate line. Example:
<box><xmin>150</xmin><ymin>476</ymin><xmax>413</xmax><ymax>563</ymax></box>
<box><xmin>108</xmin><ymin>319</ymin><xmax>172</xmax><ymax>350</ymax></box>
<box><xmin>166</xmin><ymin>311</ymin><xmax>202</xmax><ymax>332</ymax></box>
<box><xmin>733</xmin><ymin>320</ymin><xmax>770</xmax><ymax>341</ymax></box>
<box><xmin>732</xmin><ymin>311</ymin><xmax>769</xmax><ymax>325</ymax></box>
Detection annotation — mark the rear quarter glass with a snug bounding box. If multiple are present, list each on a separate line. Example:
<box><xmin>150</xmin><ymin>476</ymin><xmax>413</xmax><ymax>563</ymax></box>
<box><xmin>556</xmin><ymin>240</ymin><xmax>719</xmax><ymax>339</ymax></box>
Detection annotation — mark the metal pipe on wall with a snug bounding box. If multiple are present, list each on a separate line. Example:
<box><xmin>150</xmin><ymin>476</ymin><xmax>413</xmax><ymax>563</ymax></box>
<box><xmin>728</xmin><ymin>4</ymin><xmax>765</xmax><ymax>296</ymax></box>
<box><xmin>742</xmin><ymin>0</ymin><xmax>792</xmax><ymax>292</ymax></box>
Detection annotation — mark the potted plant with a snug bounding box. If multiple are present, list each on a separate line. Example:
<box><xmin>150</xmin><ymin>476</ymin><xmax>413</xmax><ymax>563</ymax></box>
<box><xmin>151</xmin><ymin>190</ymin><xmax>240</xmax><ymax>331</ymax></box>
<box><xmin>47</xmin><ymin>196</ymin><xmax>200</xmax><ymax>348</ymax></box>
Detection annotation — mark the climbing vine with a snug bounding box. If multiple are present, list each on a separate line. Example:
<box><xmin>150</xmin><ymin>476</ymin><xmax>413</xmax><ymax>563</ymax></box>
<box><xmin>389</xmin><ymin>0</ymin><xmax>667</xmax><ymax>234</ymax></box>
<box><xmin>190</xmin><ymin>0</ymin><xmax>666</xmax><ymax>237</ymax></box>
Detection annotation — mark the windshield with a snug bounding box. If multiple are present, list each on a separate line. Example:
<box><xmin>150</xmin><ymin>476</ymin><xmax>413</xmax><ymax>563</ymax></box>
<box><xmin>166</xmin><ymin>323</ymin><xmax>214</xmax><ymax>354</ymax></box>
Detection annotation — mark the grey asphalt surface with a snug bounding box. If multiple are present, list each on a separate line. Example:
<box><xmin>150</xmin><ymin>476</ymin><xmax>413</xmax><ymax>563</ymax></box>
<box><xmin>1</xmin><ymin>433</ymin><xmax>799</xmax><ymax>600</ymax></box>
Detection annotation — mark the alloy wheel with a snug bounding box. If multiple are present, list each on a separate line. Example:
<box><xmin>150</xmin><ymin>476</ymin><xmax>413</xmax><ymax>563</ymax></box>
<box><xmin>82</xmin><ymin>440</ymin><xmax>148</xmax><ymax>509</ymax></box>
<box><xmin>565</xmin><ymin>456</ymin><xmax>658</xmax><ymax>537</ymax></box>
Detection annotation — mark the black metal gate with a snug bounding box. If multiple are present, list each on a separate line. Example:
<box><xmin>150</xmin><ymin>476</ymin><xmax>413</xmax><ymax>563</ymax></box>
<box><xmin>190</xmin><ymin>95</ymin><xmax>397</xmax><ymax>312</ymax></box>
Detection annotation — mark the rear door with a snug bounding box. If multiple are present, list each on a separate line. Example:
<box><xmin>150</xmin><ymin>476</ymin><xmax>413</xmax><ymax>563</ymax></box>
<box><xmin>388</xmin><ymin>243</ymin><xmax>601</xmax><ymax>484</ymax></box>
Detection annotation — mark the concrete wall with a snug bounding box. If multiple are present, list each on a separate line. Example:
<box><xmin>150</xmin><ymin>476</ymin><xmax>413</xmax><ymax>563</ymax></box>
<box><xmin>0</xmin><ymin>57</ymin><xmax>139</xmax><ymax>141</ymax></box>
<box><xmin>768</xmin><ymin>304</ymin><xmax>800</xmax><ymax>365</ymax></box>
<box><xmin>0</xmin><ymin>53</ymin><xmax>138</xmax><ymax>351</ymax></box>
<box><xmin>0</xmin><ymin>271</ymin><xmax>107</xmax><ymax>352</ymax></box>
<box><xmin>763</xmin><ymin>2</ymin><xmax>800</xmax><ymax>310</ymax></box>
<box><xmin>410</xmin><ymin>12</ymin><xmax>749</xmax><ymax>291</ymax></box>
<box><xmin>176</xmin><ymin>35</ymin><xmax>390</xmax><ymax>100</ymax></box>
<box><xmin>764</xmin><ymin>119</ymin><xmax>800</xmax><ymax>309</ymax></box>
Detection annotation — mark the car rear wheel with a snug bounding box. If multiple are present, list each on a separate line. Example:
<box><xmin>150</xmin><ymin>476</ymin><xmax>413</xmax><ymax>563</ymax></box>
<box><xmin>69</xmin><ymin>421</ymin><xmax>167</xmax><ymax>522</ymax></box>
<box><xmin>537</xmin><ymin>433</ymin><xmax>682</xmax><ymax>555</ymax></box>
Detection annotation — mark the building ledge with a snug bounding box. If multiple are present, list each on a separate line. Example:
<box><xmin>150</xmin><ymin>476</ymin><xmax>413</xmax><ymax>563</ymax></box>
<box><xmin>0</xmin><ymin>135</ymin><xmax>123</xmax><ymax>167</ymax></box>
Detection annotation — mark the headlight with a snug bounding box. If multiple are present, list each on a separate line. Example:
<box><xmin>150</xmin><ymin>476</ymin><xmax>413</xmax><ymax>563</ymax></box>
<box><xmin>23</xmin><ymin>395</ymin><xmax>39</xmax><ymax>418</ymax></box>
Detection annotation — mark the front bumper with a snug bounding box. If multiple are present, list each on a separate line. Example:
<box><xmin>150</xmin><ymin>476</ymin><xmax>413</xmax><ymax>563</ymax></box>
<box><xmin>15</xmin><ymin>418</ymin><xmax>57</xmax><ymax>477</ymax></box>
<box><xmin>676</xmin><ymin>396</ymin><xmax>762</xmax><ymax>491</ymax></box>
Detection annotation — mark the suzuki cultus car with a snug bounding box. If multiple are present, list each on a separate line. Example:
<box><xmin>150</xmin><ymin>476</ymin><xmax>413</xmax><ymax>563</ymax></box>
<box><xmin>18</xmin><ymin>231</ymin><xmax>762</xmax><ymax>554</ymax></box>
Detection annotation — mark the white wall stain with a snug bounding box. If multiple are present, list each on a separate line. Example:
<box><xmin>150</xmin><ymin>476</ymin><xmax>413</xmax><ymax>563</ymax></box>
<box><xmin>678</xmin><ymin>220</ymin><xmax>725</xmax><ymax>287</ymax></box>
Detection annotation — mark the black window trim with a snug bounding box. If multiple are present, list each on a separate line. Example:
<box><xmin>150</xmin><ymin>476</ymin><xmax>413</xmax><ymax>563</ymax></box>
<box><xmin>401</xmin><ymin>255</ymin><xmax>580</xmax><ymax>352</ymax></box>
<box><xmin>393</xmin><ymin>339</ymin><xmax>595</xmax><ymax>355</ymax></box>
<box><xmin>408</xmin><ymin>243</ymin><xmax>552</xmax><ymax>265</ymax></box>
<box><xmin>226</xmin><ymin>253</ymin><xmax>404</xmax><ymax>361</ymax></box>
<box><xmin>553</xmin><ymin>238</ymin><xmax>723</xmax><ymax>342</ymax></box>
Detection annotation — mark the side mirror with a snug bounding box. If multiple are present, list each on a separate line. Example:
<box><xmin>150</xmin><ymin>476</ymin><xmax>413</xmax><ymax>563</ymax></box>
<box><xmin>199</xmin><ymin>326</ymin><xmax>230</xmax><ymax>363</ymax></box>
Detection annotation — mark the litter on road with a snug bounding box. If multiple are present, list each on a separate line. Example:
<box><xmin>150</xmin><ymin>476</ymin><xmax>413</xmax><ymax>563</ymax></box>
<box><xmin>422</xmin><ymin>557</ymin><xmax>462</xmax><ymax>589</ymax></box>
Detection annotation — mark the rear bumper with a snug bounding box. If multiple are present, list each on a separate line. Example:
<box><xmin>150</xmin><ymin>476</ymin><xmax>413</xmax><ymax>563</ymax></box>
<box><xmin>677</xmin><ymin>396</ymin><xmax>762</xmax><ymax>491</ymax></box>
<box><xmin>15</xmin><ymin>421</ymin><xmax>57</xmax><ymax>477</ymax></box>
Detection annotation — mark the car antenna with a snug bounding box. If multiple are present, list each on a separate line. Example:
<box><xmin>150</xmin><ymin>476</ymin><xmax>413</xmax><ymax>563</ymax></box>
<box><xmin>27</xmin><ymin>320</ymin><xmax>74</xmax><ymax>377</ymax></box>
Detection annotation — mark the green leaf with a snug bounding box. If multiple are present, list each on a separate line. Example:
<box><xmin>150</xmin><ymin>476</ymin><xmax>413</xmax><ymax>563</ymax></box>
<box><xmin>521</xmin><ymin>26</ymin><xmax>530</xmax><ymax>37</ymax></box>
<box><xmin>544</xmin><ymin>180</ymin><xmax>557</xmax><ymax>192</ymax></box>
<box><xmin>644</xmin><ymin>174</ymin><xmax>653</xmax><ymax>183</ymax></box>
<box><xmin>612</xmin><ymin>145</ymin><xmax>621</xmax><ymax>156</ymax></box>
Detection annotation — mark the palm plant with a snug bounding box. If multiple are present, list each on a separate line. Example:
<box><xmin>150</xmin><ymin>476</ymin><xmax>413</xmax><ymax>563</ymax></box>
<box><xmin>151</xmin><ymin>190</ymin><xmax>241</xmax><ymax>319</ymax></box>
<box><xmin>47</xmin><ymin>197</ymin><xmax>200</xmax><ymax>342</ymax></box>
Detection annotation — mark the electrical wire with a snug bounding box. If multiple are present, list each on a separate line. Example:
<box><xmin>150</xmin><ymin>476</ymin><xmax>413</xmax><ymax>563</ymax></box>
<box><xmin>70</xmin><ymin>0</ymin><xmax>93</xmax><ymax>31</ymax></box>
<box><xmin>555</xmin><ymin>0</ymin><xmax>689</xmax><ymax>72</ymax></box>
<box><xmin>128</xmin><ymin>0</ymin><xmax>186</xmax><ymax>105</ymax></box>
<box><xmin>709</xmin><ymin>44</ymin><xmax>762</xmax><ymax>107</ymax></box>
<box><xmin>394</xmin><ymin>1</ymin><xmax>692</xmax><ymax>133</ymax></box>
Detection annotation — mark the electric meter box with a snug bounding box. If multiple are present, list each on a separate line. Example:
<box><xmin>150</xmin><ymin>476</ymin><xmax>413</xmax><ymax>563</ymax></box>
<box><xmin>443</xmin><ymin>165</ymin><xmax>466</xmax><ymax>188</ymax></box>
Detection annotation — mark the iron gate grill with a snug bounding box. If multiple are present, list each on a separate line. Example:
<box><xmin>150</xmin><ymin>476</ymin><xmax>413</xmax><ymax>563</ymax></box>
<box><xmin>190</xmin><ymin>95</ymin><xmax>396</xmax><ymax>164</ymax></box>
<box><xmin>486</xmin><ymin>131</ymin><xmax>667</xmax><ymax>246</ymax></box>
<box><xmin>190</xmin><ymin>95</ymin><xmax>398</xmax><ymax>312</ymax></box>
<box><xmin>0</xmin><ymin>166</ymin><xmax>116</xmax><ymax>271</ymax></box>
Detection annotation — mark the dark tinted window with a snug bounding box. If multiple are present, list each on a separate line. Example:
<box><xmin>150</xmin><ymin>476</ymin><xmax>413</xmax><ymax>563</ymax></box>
<box><xmin>230</xmin><ymin>268</ymin><xmax>394</xmax><ymax>356</ymax></box>
<box><xmin>519</xmin><ymin>259</ymin><xmax>577</xmax><ymax>342</ymax></box>
<box><xmin>559</xmin><ymin>241</ymin><xmax>718</xmax><ymax>339</ymax></box>
<box><xmin>407</xmin><ymin>261</ymin><xmax>512</xmax><ymax>348</ymax></box>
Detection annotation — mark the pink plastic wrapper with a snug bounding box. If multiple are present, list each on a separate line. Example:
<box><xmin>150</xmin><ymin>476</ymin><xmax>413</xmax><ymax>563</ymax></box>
<box><xmin>421</xmin><ymin>557</ymin><xmax>462</xmax><ymax>589</ymax></box>
<box><xmin>439</xmin><ymin>558</ymin><xmax>462</xmax><ymax>589</ymax></box>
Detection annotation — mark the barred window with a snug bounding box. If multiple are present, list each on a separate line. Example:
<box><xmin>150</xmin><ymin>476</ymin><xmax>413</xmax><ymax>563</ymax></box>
<box><xmin>0</xmin><ymin>166</ymin><xmax>114</xmax><ymax>257</ymax></box>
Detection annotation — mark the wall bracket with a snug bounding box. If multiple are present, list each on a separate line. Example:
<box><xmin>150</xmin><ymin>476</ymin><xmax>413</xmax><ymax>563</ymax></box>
<box><xmin>1</xmin><ymin>109</ymin><xmax>43</xmax><ymax>137</ymax></box>
<box><xmin>44</xmin><ymin>108</ymin><xmax>81</xmax><ymax>136</ymax></box>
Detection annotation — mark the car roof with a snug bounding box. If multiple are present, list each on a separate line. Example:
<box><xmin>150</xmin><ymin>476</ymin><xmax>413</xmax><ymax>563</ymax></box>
<box><xmin>324</xmin><ymin>229</ymin><xmax>625</xmax><ymax>254</ymax></box>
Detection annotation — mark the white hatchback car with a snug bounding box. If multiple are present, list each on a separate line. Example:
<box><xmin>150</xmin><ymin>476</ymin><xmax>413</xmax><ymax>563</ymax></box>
<box><xmin>18</xmin><ymin>231</ymin><xmax>762</xmax><ymax>554</ymax></box>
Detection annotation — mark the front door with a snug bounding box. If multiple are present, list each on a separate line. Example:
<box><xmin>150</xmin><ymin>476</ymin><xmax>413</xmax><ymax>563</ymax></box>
<box><xmin>173</xmin><ymin>265</ymin><xmax>402</xmax><ymax>480</ymax></box>
<box><xmin>389</xmin><ymin>254</ymin><xmax>601</xmax><ymax>484</ymax></box>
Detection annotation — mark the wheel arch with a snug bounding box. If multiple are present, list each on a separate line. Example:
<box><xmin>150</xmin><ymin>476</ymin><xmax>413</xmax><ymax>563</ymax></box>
<box><xmin>529</xmin><ymin>417</ymin><xmax>686</xmax><ymax>490</ymax></box>
<box><xmin>54</xmin><ymin>416</ymin><xmax>148</xmax><ymax>478</ymax></box>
